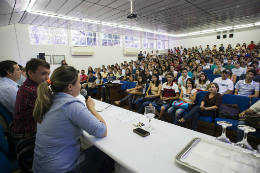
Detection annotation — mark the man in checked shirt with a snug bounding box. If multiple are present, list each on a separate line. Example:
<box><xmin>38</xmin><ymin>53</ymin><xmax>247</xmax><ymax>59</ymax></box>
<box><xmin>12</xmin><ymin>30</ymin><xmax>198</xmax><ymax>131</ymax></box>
<box><xmin>9</xmin><ymin>58</ymin><xmax>50</xmax><ymax>154</ymax></box>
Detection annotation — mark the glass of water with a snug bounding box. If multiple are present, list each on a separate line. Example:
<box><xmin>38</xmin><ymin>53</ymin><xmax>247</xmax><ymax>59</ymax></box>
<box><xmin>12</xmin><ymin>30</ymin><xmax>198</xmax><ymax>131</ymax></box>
<box><xmin>145</xmin><ymin>106</ymin><xmax>155</xmax><ymax>131</ymax></box>
<box><xmin>216</xmin><ymin>121</ymin><xmax>232</xmax><ymax>144</ymax></box>
<box><xmin>235</xmin><ymin>125</ymin><xmax>256</xmax><ymax>151</ymax></box>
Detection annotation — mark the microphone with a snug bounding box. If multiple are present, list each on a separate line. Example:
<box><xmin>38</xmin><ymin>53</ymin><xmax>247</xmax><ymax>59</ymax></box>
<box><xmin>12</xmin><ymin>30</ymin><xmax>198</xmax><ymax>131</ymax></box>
<box><xmin>80</xmin><ymin>89</ymin><xmax>89</xmax><ymax>101</ymax></box>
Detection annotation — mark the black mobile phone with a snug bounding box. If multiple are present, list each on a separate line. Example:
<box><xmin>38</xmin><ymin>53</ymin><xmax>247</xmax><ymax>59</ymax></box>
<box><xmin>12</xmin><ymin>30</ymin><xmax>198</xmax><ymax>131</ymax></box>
<box><xmin>133</xmin><ymin>128</ymin><xmax>150</xmax><ymax>137</ymax></box>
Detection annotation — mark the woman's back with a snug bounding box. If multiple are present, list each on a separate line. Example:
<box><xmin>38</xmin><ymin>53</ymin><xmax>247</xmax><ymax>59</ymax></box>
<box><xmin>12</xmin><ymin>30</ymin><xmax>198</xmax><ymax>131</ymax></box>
<box><xmin>33</xmin><ymin>93</ymin><xmax>106</xmax><ymax>173</ymax></box>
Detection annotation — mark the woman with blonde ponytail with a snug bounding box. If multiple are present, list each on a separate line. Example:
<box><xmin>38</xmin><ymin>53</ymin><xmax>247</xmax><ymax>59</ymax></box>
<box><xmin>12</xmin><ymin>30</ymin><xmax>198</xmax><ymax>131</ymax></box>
<box><xmin>32</xmin><ymin>66</ymin><xmax>111</xmax><ymax>173</ymax></box>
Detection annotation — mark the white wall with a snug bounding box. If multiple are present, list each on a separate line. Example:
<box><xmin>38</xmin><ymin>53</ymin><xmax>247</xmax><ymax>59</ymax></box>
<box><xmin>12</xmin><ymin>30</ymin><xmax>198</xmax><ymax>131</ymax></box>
<box><xmin>169</xmin><ymin>27</ymin><xmax>260</xmax><ymax>50</ymax></box>
<box><xmin>0</xmin><ymin>23</ymin><xmax>156</xmax><ymax>73</ymax></box>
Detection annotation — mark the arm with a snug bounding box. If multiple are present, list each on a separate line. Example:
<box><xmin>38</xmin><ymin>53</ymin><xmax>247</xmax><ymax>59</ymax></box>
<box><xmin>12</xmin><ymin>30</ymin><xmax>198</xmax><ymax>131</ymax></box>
<box><xmin>189</xmin><ymin>90</ymin><xmax>197</xmax><ymax>103</ymax></box>
<box><xmin>153</xmin><ymin>85</ymin><xmax>162</xmax><ymax>98</ymax></box>
<box><xmin>130</xmin><ymin>75</ymin><xmax>133</xmax><ymax>82</ymax></box>
<box><xmin>232</xmin><ymin>74</ymin><xmax>237</xmax><ymax>84</ymax></box>
<box><xmin>145</xmin><ymin>84</ymin><xmax>152</xmax><ymax>96</ymax></box>
<box><xmin>165</xmin><ymin>93</ymin><xmax>179</xmax><ymax>100</ymax></box>
<box><xmin>239</xmin><ymin>108</ymin><xmax>255</xmax><ymax>117</ymax></box>
<box><xmin>248</xmin><ymin>90</ymin><xmax>259</xmax><ymax>98</ymax></box>
<box><xmin>178</xmin><ymin>83</ymin><xmax>181</xmax><ymax>90</ymax></box>
<box><xmin>221</xmin><ymin>90</ymin><xmax>233</xmax><ymax>96</ymax></box>
<box><xmin>234</xmin><ymin>88</ymin><xmax>239</xmax><ymax>95</ymax></box>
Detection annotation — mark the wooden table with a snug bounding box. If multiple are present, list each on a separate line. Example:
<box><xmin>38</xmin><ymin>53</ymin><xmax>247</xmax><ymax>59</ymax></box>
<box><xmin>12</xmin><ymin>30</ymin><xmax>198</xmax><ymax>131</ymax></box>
<box><xmin>105</xmin><ymin>83</ymin><xmax>122</xmax><ymax>105</ymax></box>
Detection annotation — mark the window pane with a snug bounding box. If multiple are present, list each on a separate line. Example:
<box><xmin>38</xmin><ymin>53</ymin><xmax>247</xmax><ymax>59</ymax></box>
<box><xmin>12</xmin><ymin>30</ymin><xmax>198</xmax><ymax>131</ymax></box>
<box><xmin>29</xmin><ymin>26</ymin><xmax>40</xmax><ymax>34</ymax></box>
<box><xmin>79</xmin><ymin>37</ymin><xmax>86</xmax><ymax>45</ymax></box>
<box><xmin>40</xmin><ymin>27</ymin><xmax>49</xmax><ymax>35</ymax></box>
<box><xmin>60</xmin><ymin>36</ymin><xmax>67</xmax><ymax>45</ymax></box>
<box><xmin>102</xmin><ymin>39</ymin><xmax>107</xmax><ymax>46</ymax></box>
<box><xmin>50</xmin><ymin>36</ymin><xmax>55</xmax><ymax>44</ymax></box>
<box><xmin>113</xmin><ymin>40</ymin><xmax>120</xmax><ymax>47</ymax></box>
<box><xmin>93</xmin><ymin>38</ymin><xmax>98</xmax><ymax>46</ymax></box>
<box><xmin>86</xmin><ymin>32</ymin><xmax>92</xmax><ymax>37</ymax></box>
<box><xmin>40</xmin><ymin>35</ymin><xmax>50</xmax><ymax>44</ymax></box>
<box><xmin>87</xmin><ymin>38</ymin><xmax>93</xmax><ymax>46</ymax></box>
<box><xmin>125</xmin><ymin>36</ymin><xmax>129</xmax><ymax>40</ymax></box>
<box><xmin>93</xmin><ymin>32</ymin><xmax>96</xmax><ymax>38</ymax></box>
<box><xmin>54</xmin><ymin>36</ymin><xmax>61</xmax><ymax>44</ymax></box>
<box><xmin>71</xmin><ymin>36</ymin><xmax>79</xmax><ymax>45</ymax></box>
<box><xmin>50</xmin><ymin>28</ymin><xmax>56</xmax><ymax>35</ymax></box>
<box><xmin>107</xmin><ymin>39</ymin><xmax>113</xmax><ymax>46</ymax></box>
<box><xmin>108</xmin><ymin>34</ymin><xmax>112</xmax><ymax>39</ymax></box>
<box><xmin>103</xmin><ymin>34</ymin><xmax>107</xmax><ymax>39</ymax></box>
<box><xmin>71</xmin><ymin>30</ymin><xmax>79</xmax><ymax>37</ymax></box>
<box><xmin>79</xmin><ymin>31</ymin><xmax>85</xmax><ymax>37</ymax></box>
<box><xmin>113</xmin><ymin>35</ymin><xmax>118</xmax><ymax>39</ymax></box>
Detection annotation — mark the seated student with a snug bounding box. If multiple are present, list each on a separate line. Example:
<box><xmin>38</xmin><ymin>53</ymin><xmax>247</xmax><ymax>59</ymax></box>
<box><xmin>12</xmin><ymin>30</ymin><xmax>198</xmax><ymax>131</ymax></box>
<box><xmin>224</xmin><ymin>59</ymin><xmax>235</xmax><ymax>70</ymax></box>
<box><xmin>232</xmin><ymin>61</ymin><xmax>246</xmax><ymax>76</ymax></box>
<box><xmin>16</xmin><ymin>66</ymin><xmax>26</xmax><ymax>86</ymax></box>
<box><xmin>113</xmin><ymin>68</ymin><xmax>118</xmax><ymax>77</ymax></box>
<box><xmin>87</xmin><ymin>66</ymin><xmax>94</xmax><ymax>75</ymax></box>
<box><xmin>144</xmin><ymin>68</ymin><xmax>152</xmax><ymax>83</ymax></box>
<box><xmin>123</xmin><ymin>68</ymin><xmax>133</xmax><ymax>82</ymax></box>
<box><xmin>80</xmin><ymin>70</ymin><xmax>88</xmax><ymax>84</ymax></box>
<box><xmin>153</xmin><ymin>69</ymin><xmax>162</xmax><ymax>84</ymax></box>
<box><xmin>149</xmin><ymin>73</ymin><xmax>179</xmax><ymax>120</ymax></box>
<box><xmin>182</xmin><ymin>65</ymin><xmax>193</xmax><ymax>78</ymax></box>
<box><xmin>0</xmin><ymin>60</ymin><xmax>22</xmax><ymax>116</ymax></box>
<box><xmin>195</xmin><ymin>73</ymin><xmax>210</xmax><ymax>91</ymax></box>
<box><xmin>213</xmin><ymin>69</ymin><xmax>234</xmax><ymax>96</ymax></box>
<box><xmin>161</xmin><ymin>65</ymin><xmax>168</xmax><ymax>77</ymax></box>
<box><xmin>10</xmin><ymin>59</ymin><xmax>50</xmax><ymax>153</ymax></box>
<box><xmin>132</xmin><ymin>63</ymin><xmax>141</xmax><ymax>74</ymax></box>
<box><xmin>179</xmin><ymin>83</ymin><xmax>222</xmax><ymax>130</ymax></box>
<box><xmin>226</xmin><ymin>69</ymin><xmax>237</xmax><ymax>84</ymax></box>
<box><xmin>213</xmin><ymin>62</ymin><xmax>225</xmax><ymax>75</ymax></box>
<box><xmin>202</xmin><ymin>61</ymin><xmax>210</xmax><ymax>70</ymax></box>
<box><xmin>235</xmin><ymin>69</ymin><xmax>259</xmax><ymax>98</ymax></box>
<box><xmin>101</xmin><ymin>68</ymin><xmax>108</xmax><ymax>79</ymax></box>
<box><xmin>84</xmin><ymin>71</ymin><xmax>97</xmax><ymax>93</ymax></box>
<box><xmin>169</xmin><ymin>65</ymin><xmax>178</xmax><ymax>78</ymax></box>
<box><xmin>251</xmin><ymin>61</ymin><xmax>260</xmax><ymax>76</ymax></box>
<box><xmin>193</xmin><ymin>65</ymin><xmax>203</xmax><ymax>80</ymax></box>
<box><xmin>134</xmin><ymin>69</ymin><xmax>142</xmax><ymax>82</ymax></box>
<box><xmin>168</xmin><ymin>78</ymin><xmax>197</xmax><ymax>125</ymax></box>
<box><xmin>237</xmin><ymin>99</ymin><xmax>260</xmax><ymax>142</ymax></box>
<box><xmin>239</xmin><ymin>64</ymin><xmax>260</xmax><ymax>83</ymax></box>
<box><xmin>116</xmin><ymin>69</ymin><xmax>124</xmax><ymax>80</ymax></box>
<box><xmin>115</xmin><ymin>76</ymin><xmax>146</xmax><ymax>110</ymax></box>
<box><xmin>190</xmin><ymin>63</ymin><xmax>197</xmax><ymax>73</ymax></box>
<box><xmin>137</xmin><ymin>74</ymin><xmax>162</xmax><ymax>114</ymax></box>
<box><xmin>210</xmin><ymin>59</ymin><xmax>219</xmax><ymax>71</ymax></box>
<box><xmin>178</xmin><ymin>68</ymin><xmax>191</xmax><ymax>90</ymax></box>
<box><xmin>32</xmin><ymin>66</ymin><xmax>110</xmax><ymax>173</ymax></box>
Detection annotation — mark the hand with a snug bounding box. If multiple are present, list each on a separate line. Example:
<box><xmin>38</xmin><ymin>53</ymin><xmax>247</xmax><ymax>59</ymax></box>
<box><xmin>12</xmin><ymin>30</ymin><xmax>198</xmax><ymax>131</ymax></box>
<box><xmin>239</xmin><ymin>112</ymin><xmax>245</xmax><ymax>117</ymax></box>
<box><xmin>182</xmin><ymin>76</ymin><xmax>185</xmax><ymax>80</ymax></box>
<box><xmin>200</xmin><ymin>105</ymin><xmax>204</xmax><ymax>109</ymax></box>
<box><xmin>126</xmin><ymin>89</ymin><xmax>130</xmax><ymax>92</ymax></box>
<box><xmin>86</xmin><ymin>97</ymin><xmax>95</xmax><ymax>109</ymax></box>
<box><xmin>145</xmin><ymin>95</ymin><xmax>149</xmax><ymax>98</ymax></box>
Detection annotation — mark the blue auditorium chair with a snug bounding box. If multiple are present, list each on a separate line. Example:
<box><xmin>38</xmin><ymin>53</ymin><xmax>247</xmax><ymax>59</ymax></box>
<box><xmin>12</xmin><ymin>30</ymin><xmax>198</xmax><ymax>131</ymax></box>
<box><xmin>214</xmin><ymin>94</ymin><xmax>250</xmax><ymax>131</ymax></box>
<box><xmin>102</xmin><ymin>78</ymin><xmax>108</xmax><ymax>83</ymax></box>
<box><xmin>203</xmin><ymin>69</ymin><xmax>213</xmax><ymax>75</ymax></box>
<box><xmin>0</xmin><ymin>151</ymin><xmax>11</xmax><ymax>173</ymax></box>
<box><xmin>0</xmin><ymin>102</ymin><xmax>13</xmax><ymax>132</ymax></box>
<box><xmin>162</xmin><ymin>77</ymin><xmax>167</xmax><ymax>84</ymax></box>
<box><xmin>177</xmin><ymin>73</ymin><xmax>181</xmax><ymax>79</ymax></box>
<box><xmin>125</xmin><ymin>82</ymin><xmax>137</xmax><ymax>91</ymax></box>
<box><xmin>120</xmin><ymin>81</ymin><xmax>127</xmax><ymax>90</ymax></box>
<box><xmin>208</xmin><ymin>74</ymin><xmax>221</xmax><ymax>82</ymax></box>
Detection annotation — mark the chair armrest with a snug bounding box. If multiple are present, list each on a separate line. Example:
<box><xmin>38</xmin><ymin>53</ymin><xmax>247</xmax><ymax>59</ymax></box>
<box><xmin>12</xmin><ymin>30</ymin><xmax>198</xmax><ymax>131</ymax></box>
<box><xmin>17</xmin><ymin>144</ymin><xmax>35</xmax><ymax>173</ymax></box>
<box><xmin>16</xmin><ymin>136</ymin><xmax>35</xmax><ymax>154</ymax></box>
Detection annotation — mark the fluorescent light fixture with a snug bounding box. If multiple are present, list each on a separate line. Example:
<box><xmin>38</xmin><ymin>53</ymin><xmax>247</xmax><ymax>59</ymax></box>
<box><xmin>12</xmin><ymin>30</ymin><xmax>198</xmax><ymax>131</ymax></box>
<box><xmin>27</xmin><ymin>0</ymin><xmax>36</xmax><ymax>12</ymax></box>
<box><xmin>176</xmin><ymin>34</ymin><xmax>188</xmax><ymax>37</ymax></box>
<box><xmin>233</xmin><ymin>24</ymin><xmax>254</xmax><ymax>29</ymax></box>
<box><xmin>188</xmin><ymin>32</ymin><xmax>201</xmax><ymax>36</ymax></box>
<box><xmin>216</xmin><ymin>27</ymin><xmax>232</xmax><ymax>31</ymax></box>
<box><xmin>255</xmin><ymin>22</ymin><xmax>260</xmax><ymax>26</ymax></box>
<box><xmin>201</xmin><ymin>30</ymin><xmax>215</xmax><ymax>33</ymax></box>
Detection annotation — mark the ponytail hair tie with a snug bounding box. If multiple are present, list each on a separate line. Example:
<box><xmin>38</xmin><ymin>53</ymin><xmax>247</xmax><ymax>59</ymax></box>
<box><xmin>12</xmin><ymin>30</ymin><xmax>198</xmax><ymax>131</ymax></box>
<box><xmin>47</xmin><ymin>79</ymin><xmax>51</xmax><ymax>85</ymax></box>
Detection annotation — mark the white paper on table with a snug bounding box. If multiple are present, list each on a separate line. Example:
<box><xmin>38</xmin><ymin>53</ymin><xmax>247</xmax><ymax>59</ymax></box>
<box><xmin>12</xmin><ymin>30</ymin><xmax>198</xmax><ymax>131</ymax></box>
<box><xmin>180</xmin><ymin>137</ymin><xmax>260</xmax><ymax>173</ymax></box>
<box><xmin>106</xmin><ymin>110</ymin><xmax>142</xmax><ymax>123</ymax></box>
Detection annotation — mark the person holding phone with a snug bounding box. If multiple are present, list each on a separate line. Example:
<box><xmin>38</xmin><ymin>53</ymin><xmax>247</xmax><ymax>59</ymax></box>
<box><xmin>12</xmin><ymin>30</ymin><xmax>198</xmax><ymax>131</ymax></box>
<box><xmin>32</xmin><ymin>66</ymin><xmax>110</xmax><ymax>173</ymax></box>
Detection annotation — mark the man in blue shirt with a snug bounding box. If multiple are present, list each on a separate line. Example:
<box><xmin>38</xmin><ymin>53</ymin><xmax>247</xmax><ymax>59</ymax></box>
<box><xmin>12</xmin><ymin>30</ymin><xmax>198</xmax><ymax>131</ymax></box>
<box><xmin>138</xmin><ymin>51</ymin><xmax>143</xmax><ymax>62</ymax></box>
<box><xmin>0</xmin><ymin>60</ymin><xmax>21</xmax><ymax>116</ymax></box>
<box><xmin>219</xmin><ymin>44</ymin><xmax>224</xmax><ymax>52</ymax></box>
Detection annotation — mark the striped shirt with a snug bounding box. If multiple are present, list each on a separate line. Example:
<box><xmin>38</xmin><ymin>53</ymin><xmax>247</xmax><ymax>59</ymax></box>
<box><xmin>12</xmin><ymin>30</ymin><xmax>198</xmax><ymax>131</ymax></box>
<box><xmin>12</xmin><ymin>78</ymin><xmax>38</xmax><ymax>134</ymax></box>
<box><xmin>235</xmin><ymin>80</ymin><xmax>259</xmax><ymax>97</ymax></box>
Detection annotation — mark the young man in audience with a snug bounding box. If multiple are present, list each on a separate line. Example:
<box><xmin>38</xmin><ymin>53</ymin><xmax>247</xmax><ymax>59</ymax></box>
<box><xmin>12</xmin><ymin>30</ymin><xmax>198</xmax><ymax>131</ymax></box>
<box><xmin>149</xmin><ymin>73</ymin><xmax>179</xmax><ymax>120</ymax></box>
<box><xmin>80</xmin><ymin>70</ymin><xmax>88</xmax><ymax>84</ymax></box>
<box><xmin>213</xmin><ymin>69</ymin><xmax>234</xmax><ymax>96</ymax></box>
<box><xmin>87</xmin><ymin>71</ymin><xmax>97</xmax><ymax>83</ymax></box>
<box><xmin>213</xmin><ymin>62</ymin><xmax>224</xmax><ymax>75</ymax></box>
<box><xmin>232</xmin><ymin>61</ymin><xmax>246</xmax><ymax>76</ymax></box>
<box><xmin>224</xmin><ymin>59</ymin><xmax>235</xmax><ymax>70</ymax></box>
<box><xmin>235</xmin><ymin>69</ymin><xmax>259</xmax><ymax>98</ymax></box>
<box><xmin>10</xmin><ymin>59</ymin><xmax>50</xmax><ymax>153</ymax></box>
<box><xmin>251</xmin><ymin>61</ymin><xmax>260</xmax><ymax>76</ymax></box>
<box><xmin>210</xmin><ymin>59</ymin><xmax>219</xmax><ymax>71</ymax></box>
<box><xmin>219</xmin><ymin>44</ymin><xmax>224</xmax><ymax>52</ymax></box>
<box><xmin>0</xmin><ymin>60</ymin><xmax>22</xmax><ymax>116</ymax></box>
<box><xmin>116</xmin><ymin>69</ymin><xmax>124</xmax><ymax>80</ymax></box>
<box><xmin>178</xmin><ymin>68</ymin><xmax>191</xmax><ymax>90</ymax></box>
<box><xmin>248</xmin><ymin>41</ymin><xmax>256</xmax><ymax>50</ymax></box>
<box><xmin>101</xmin><ymin>68</ymin><xmax>108</xmax><ymax>78</ymax></box>
<box><xmin>239</xmin><ymin>64</ymin><xmax>260</xmax><ymax>83</ymax></box>
<box><xmin>138</xmin><ymin>51</ymin><xmax>143</xmax><ymax>62</ymax></box>
<box><xmin>202</xmin><ymin>61</ymin><xmax>210</xmax><ymax>70</ymax></box>
<box><xmin>113</xmin><ymin>68</ymin><xmax>118</xmax><ymax>76</ymax></box>
<box><xmin>144</xmin><ymin>68</ymin><xmax>152</xmax><ymax>83</ymax></box>
<box><xmin>101</xmin><ymin>65</ymin><xmax>105</xmax><ymax>72</ymax></box>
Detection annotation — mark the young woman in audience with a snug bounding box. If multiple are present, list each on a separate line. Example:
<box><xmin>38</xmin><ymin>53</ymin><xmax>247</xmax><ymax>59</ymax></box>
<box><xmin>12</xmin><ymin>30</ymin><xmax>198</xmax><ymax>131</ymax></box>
<box><xmin>87</xmin><ymin>66</ymin><xmax>94</xmax><ymax>75</ymax></box>
<box><xmin>240</xmin><ymin>61</ymin><xmax>247</xmax><ymax>70</ymax></box>
<box><xmin>208</xmin><ymin>58</ymin><xmax>214</xmax><ymax>68</ymax></box>
<box><xmin>134</xmin><ymin>69</ymin><xmax>142</xmax><ymax>82</ymax></box>
<box><xmin>225</xmin><ymin>69</ymin><xmax>237</xmax><ymax>84</ymax></box>
<box><xmin>213</xmin><ymin>62</ymin><xmax>224</xmax><ymax>75</ymax></box>
<box><xmin>32</xmin><ymin>66</ymin><xmax>111</xmax><ymax>172</ymax></box>
<box><xmin>190</xmin><ymin>64</ymin><xmax>197</xmax><ymax>73</ymax></box>
<box><xmin>161</xmin><ymin>65</ymin><xmax>168</xmax><ymax>77</ymax></box>
<box><xmin>115</xmin><ymin>76</ymin><xmax>146</xmax><ymax>110</ymax></box>
<box><xmin>235</xmin><ymin>43</ymin><xmax>241</xmax><ymax>50</ymax></box>
<box><xmin>137</xmin><ymin>74</ymin><xmax>162</xmax><ymax>114</ymax></box>
<box><xmin>178</xmin><ymin>82</ymin><xmax>222</xmax><ymax>131</ymax></box>
<box><xmin>61</xmin><ymin>60</ymin><xmax>68</xmax><ymax>66</ymax></box>
<box><xmin>165</xmin><ymin>61</ymin><xmax>170</xmax><ymax>71</ymax></box>
<box><xmin>153</xmin><ymin>69</ymin><xmax>162</xmax><ymax>84</ymax></box>
<box><xmin>195</xmin><ymin>73</ymin><xmax>210</xmax><ymax>91</ymax></box>
<box><xmin>212</xmin><ymin>45</ymin><xmax>217</xmax><ymax>51</ymax></box>
<box><xmin>129</xmin><ymin>65</ymin><xmax>133</xmax><ymax>74</ymax></box>
<box><xmin>123</xmin><ymin>68</ymin><xmax>133</xmax><ymax>82</ymax></box>
<box><xmin>227</xmin><ymin>44</ymin><xmax>232</xmax><ymax>52</ymax></box>
<box><xmin>168</xmin><ymin>78</ymin><xmax>197</xmax><ymax>125</ymax></box>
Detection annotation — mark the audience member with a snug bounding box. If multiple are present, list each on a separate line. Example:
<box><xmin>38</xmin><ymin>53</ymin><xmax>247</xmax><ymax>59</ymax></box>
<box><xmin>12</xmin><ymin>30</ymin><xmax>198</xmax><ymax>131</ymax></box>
<box><xmin>239</xmin><ymin>64</ymin><xmax>260</xmax><ymax>82</ymax></box>
<box><xmin>178</xmin><ymin>68</ymin><xmax>191</xmax><ymax>90</ymax></box>
<box><xmin>232</xmin><ymin>61</ymin><xmax>246</xmax><ymax>76</ymax></box>
<box><xmin>224</xmin><ymin>59</ymin><xmax>235</xmax><ymax>70</ymax></box>
<box><xmin>123</xmin><ymin>68</ymin><xmax>133</xmax><ymax>82</ymax></box>
<box><xmin>16</xmin><ymin>66</ymin><xmax>26</xmax><ymax>86</ymax></box>
<box><xmin>213</xmin><ymin>62</ymin><xmax>224</xmax><ymax>75</ymax></box>
<box><xmin>213</xmin><ymin>69</ymin><xmax>234</xmax><ymax>95</ymax></box>
<box><xmin>195</xmin><ymin>73</ymin><xmax>210</xmax><ymax>91</ymax></box>
<box><xmin>193</xmin><ymin>65</ymin><xmax>203</xmax><ymax>80</ymax></box>
<box><xmin>80</xmin><ymin>70</ymin><xmax>88</xmax><ymax>84</ymax></box>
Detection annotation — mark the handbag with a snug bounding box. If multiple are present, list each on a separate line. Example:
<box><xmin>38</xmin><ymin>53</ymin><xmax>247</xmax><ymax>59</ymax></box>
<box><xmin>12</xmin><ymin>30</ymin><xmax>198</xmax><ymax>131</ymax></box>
<box><xmin>239</xmin><ymin>114</ymin><xmax>260</xmax><ymax>129</ymax></box>
<box><xmin>172</xmin><ymin>100</ymin><xmax>189</xmax><ymax>109</ymax></box>
<box><xmin>154</xmin><ymin>98</ymin><xmax>171</xmax><ymax>106</ymax></box>
<box><xmin>88</xmin><ymin>82</ymin><xmax>96</xmax><ymax>88</ymax></box>
<box><xmin>218</xmin><ymin>104</ymin><xmax>240</xmax><ymax>120</ymax></box>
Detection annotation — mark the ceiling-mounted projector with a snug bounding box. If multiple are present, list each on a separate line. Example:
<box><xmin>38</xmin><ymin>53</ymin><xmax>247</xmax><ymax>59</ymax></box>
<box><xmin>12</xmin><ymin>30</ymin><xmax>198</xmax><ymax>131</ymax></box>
<box><xmin>127</xmin><ymin>0</ymin><xmax>137</xmax><ymax>19</ymax></box>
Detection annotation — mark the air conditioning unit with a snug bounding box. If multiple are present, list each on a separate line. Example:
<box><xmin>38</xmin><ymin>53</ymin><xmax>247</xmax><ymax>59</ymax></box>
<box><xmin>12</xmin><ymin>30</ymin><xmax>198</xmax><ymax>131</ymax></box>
<box><xmin>71</xmin><ymin>46</ymin><xmax>94</xmax><ymax>55</ymax></box>
<box><xmin>159</xmin><ymin>50</ymin><xmax>168</xmax><ymax>55</ymax></box>
<box><xmin>124</xmin><ymin>48</ymin><xmax>138</xmax><ymax>55</ymax></box>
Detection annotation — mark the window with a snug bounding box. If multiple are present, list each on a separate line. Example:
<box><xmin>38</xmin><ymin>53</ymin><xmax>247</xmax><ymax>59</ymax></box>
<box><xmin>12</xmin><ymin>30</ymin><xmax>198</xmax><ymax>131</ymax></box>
<box><xmin>143</xmin><ymin>38</ymin><xmax>157</xmax><ymax>49</ymax></box>
<box><xmin>29</xmin><ymin>26</ymin><xmax>67</xmax><ymax>45</ymax></box>
<box><xmin>71</xmin><ymin>30</ymin><xmax>98</xmax><ymax>46</ymax></box>
<box><xmin>102</xmin><ymin>34</ymin><xmax>121</xmax><ymax>47</ymax></box>
<box><xmin>157</xmin><ymin>40</ymin><xmax>169</xmax><ymax>50</ymax></box>
<box><xmin>125</xmin><ymin>36</ymin><xmax>140</xmax><ymax>48</ymax></box>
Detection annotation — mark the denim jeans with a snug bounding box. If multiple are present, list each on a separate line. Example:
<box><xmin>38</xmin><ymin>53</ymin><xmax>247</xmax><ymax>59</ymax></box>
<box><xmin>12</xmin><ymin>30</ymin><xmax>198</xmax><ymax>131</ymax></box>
<box><xmin>167</xmin><ymin>107</ymin><xmax>187</xmax><ymax>125</ymax></box>
<box><xmin>182</xmin><ymin>106</ymin><xmax>215</xmax><ymax>131</ymax></box>
<box><xmin>120</xmin><ymin>94</ymin><xmax>134</xmax><ymax>110</ymax></box>
<box><xmin>137</xmin><ymin>98</ymin><xmax>152</xmax><ymax>114</ymax></box>
<box><xmin>150</xmin><ymin>102</ymin><xmax>172</xmax><ymax>111</ymax></box>
<box><xmin>66</xmin><ymin>146</ymin><xmax>111</xmax><ymax>173</ymax></box>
